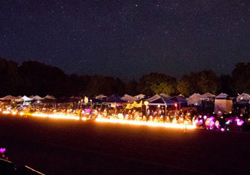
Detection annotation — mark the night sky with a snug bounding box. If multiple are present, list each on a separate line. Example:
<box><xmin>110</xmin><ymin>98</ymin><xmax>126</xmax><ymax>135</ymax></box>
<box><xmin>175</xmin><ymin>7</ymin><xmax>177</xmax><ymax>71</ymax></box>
<box><xmin>1</xmin><ymin>0</ymin><xmax>250</xmax><ymax>80</ymax></box>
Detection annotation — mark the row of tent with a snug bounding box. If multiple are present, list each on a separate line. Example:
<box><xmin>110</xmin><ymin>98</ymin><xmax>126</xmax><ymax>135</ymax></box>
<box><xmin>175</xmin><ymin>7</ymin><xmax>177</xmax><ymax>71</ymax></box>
<box><xmin>0</xmin><ymin>95</ymin><xmax>56</xmax><ymax>102</ymax></box>
<box><xmin>187</xmin><ymin>92</ymin><xmax>250</xmax><ymax>106</ymax></box>
<box><xmin>1</xmin><ymin>92</ymin><xmax>249</xmax><ymax>106</ymax></box>
<box><xmin>96</xmin><ymin>94</ymin><xmax>187</xmax><ymax>108</ymax></box>
<box><xmin>96</xmin><ymin>92</ymin><xmax>250</xmax><ymax>107</ymax></box>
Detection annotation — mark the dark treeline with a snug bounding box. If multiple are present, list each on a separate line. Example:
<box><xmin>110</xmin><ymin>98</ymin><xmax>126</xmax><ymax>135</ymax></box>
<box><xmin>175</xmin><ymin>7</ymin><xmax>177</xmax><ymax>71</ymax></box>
<box><xmin>0</xmin><ymin>57</ymin><xmax>250</xmax><ymax>97</ymax></box>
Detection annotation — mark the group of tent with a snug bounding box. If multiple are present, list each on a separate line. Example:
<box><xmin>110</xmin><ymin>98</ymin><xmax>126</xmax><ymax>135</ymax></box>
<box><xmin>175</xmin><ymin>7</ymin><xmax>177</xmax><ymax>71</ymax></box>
<box><xmin>95</xmin><ymin>93</ymin><xmax>187</xmax><ymax>109</ymax></box>
<box><xmin>0</xmin><ymin>95</ymin><xmax>56</xmax><ymax>102</ymax></box>
<box><xmin>95</xmin><ymin>92</ymin><xmax>250</xmax><ymax>109</ymax></box>
<box><xmin>2</xmin><ymin>92</ymin><xmax>249</xmax><ymax>107</ymax></box>
<box><xmin>187</xmin><ymin>92</ymin><xmax>250</xmax><ymax>106</ymax></box>
<box><xmin>186</xmin><ymin>93</ymin><xmax>215</xmax><ymax>106</ymax></box>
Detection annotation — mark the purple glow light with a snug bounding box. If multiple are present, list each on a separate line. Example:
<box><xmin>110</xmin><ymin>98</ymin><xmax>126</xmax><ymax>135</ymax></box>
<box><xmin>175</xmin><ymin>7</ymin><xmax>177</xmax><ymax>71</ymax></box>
<box><xmin>0</xmin><ymin>148</ymin><xmax>6</xmax><ymax>154</ymax></box>
<box><xmin>236</xmin><ymin>118</ymin><xmax>244</xmax><ymax>126</ymax></box>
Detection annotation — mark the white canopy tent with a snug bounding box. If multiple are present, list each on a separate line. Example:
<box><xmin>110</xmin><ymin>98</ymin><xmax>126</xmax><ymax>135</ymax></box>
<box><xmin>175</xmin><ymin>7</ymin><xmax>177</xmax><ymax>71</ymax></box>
<box><xmin>14</xmin><ymin>96</ymin><xmax>23</xmax><ymax>102</ymax></box>
<box><xmin>216</xmin><ymin>93</ymin><xmax>228</xmax><ymax>99</ymax></box>
<box><xmin>33</xmin><ymin>95</ymin><xmax>44</xmax><ymax>100</ymax></box>
<box><xmin>236</xmin><ymin>93</ymin><xmax>250</xmax><ymax>102</ymax></box>
<box><xmin>187</xmin><ymin>93</ymin><xmax>202</xmax><ymax>106</ymax></box>
<box><xmin>21</xmin><ymin>95</ymin><xmax>33</xmax><ymax>101</ymax></box>
<box><xmin>201</xmin><ymin>93</ymin><xmax>215</xmax><ymax>98</ymax></box>
<box><xmin>44</xmin><ymin>95</ymin><xmax>56</xmax><ymax>100</ymax></box>
<box><xmin>214</xmin><ymin>93</ymin><xmax>232</xmax><ymax>114</ymax></box>
<box><xmin>159</xmin><ymin>93</ymin><xmax>169</xmax><ymax>98</ymax></box>
<box><xmin>121</xmin><ymin>94</ymin><xmax>137</xmax><ymax>103</ymax></box>
<box><xmin>0</xmin><ymin>95</ymin><xmax>22</xmax><ymax>100</ymax></box>
<box><xmin>201</xmin><ymin>93</ymin><xmax>215</xmax><ymax>101</ymax></box>
<box><xmin>134</xmin><ymin>94</ymin><xmax>145</xmax><ymax>99</ymax></box>
<box><xmin>147</xmin><ymin>94</ymin><xmax>161</xmax><ymax>102</ymax></box>
<box><xmin>95</xmin><ymin>94</ymin><xmax>107</xmax><ymax>100</ymax></box>
<box><xmin>29</xmin><ymin>95</ymin><xmax>35</xmax><ymax>99</ymax></box>
<box><xmin>0</xmin><ymin>95</ymin><xmax>18</xmax><ymax>100</ymax></box>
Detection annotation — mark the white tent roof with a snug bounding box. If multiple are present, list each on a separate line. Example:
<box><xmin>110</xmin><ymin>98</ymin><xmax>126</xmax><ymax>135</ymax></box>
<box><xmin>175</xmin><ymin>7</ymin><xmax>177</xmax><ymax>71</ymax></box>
<box><xmin>95</xmin><ymin>94</ymin><xmax>107</xmax><ymax>99</ymax></box>
<box><xmin>44</xmin><ymin>95</ymin><xmax>56</xmax><ymax>100</ymax></box>
<box><xmin>187</xmin><ymin>93</ymin><xmax>202</xmax><ymax>105</ymax></box>
<box><xmin>189</xmin><ymin>93</ymin><xmax>201</xmax><ymax>98</ymax></box>
<box><xmin>236</xmin><ymin>93</ymin><xmax>250</xmax><ymax>102</ymax></box>
<box><xmin>121</xmin><ymin>94</ymin><xmax>137</xmax><ymax>103</ymax></box>
<box><xmin>0</xmin><ymin>95</ymin><xmax>19</xmax><ymax>100</ymax></box>
<box><xmin>201</xmin><ymin>93</ymin><xmax>215</xmax><ymax>98</ymax></box>
<box><xmin>216</xmin><ymin>93</ymin><xmax>228</xmax><ymax>99</ymax></box>
<box><xmin>33</xmin><ymin>95</ymin><xmax>44</xmax><ymax>100</ymax></box>
<box><xmin>22</xmin><ymin>95</ymin><xmax>33</xmax><ymax>101</ymax></box>
<box><xmin>159</xmin><ymin>93</ymin><xmax>169</xmax><ymax>98</ymax></box>
<box><xmin>147</xmin><ymin>94</ymin><xmax>161</xmax><ymax>102</ymax></box>
<box><xmin>29</xmin><ymin>95</ymin><xmax>35</xmax><ymax>99</ymax></box>
<box><xmin>14</xmin><ymin>96</ymin><xmax>23</xmax><ymax>102</ymax></box>
<box><xmin>134</xmin><ymin>94</ymin><xmax>145</xmax><ymax>99</ymax></box>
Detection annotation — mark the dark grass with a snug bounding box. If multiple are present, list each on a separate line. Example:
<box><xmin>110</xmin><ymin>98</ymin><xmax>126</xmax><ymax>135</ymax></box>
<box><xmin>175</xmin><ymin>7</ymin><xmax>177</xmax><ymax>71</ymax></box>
<box><xmin>0</xmin><ymin>115</ymin><xmax>250</xmax><ymax>175</ymax></box>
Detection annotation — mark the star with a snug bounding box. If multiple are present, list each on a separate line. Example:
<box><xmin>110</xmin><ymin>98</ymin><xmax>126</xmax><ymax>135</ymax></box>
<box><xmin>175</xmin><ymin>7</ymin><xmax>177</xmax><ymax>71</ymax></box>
<box><xmin>0</xmin><ymin>0</ymin><xmax>249</xmax><ymax>80</ymax></box>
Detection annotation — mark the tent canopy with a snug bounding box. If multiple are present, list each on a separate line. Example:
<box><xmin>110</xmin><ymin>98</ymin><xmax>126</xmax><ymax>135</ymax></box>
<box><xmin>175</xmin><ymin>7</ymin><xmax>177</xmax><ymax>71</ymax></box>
<box><xmin>189</xmin><ymin>93</ymin><xmax>201</xmax><ymax>99</ymax></box>
<box><xmin>121</xmin><ymin>94</ymin><xmax>137</xmax><ymax>103</ymax></box>
<box><xmin>33</xmin><ymin>95</ymin><xmax>44</xmax><ymax>100</ymax></box>
<box><xmin>149</xmin><ymin>97</ymin><xmax>175</xmax><ymax>106</ymax></box>
<box><xmin>134</xmin><ymin>94</ymin><xmax>145</xmax><ymax>99</ymax></box>
<box><xmin>105</xmin><ymin>94</ymin><xmax>126</xmax><ymax>103</ymax></box>
<box><xmin>146</xmin><ymin>94</ymin><xmax>161</xmax><ymax>102</ymax></box>
<box><xmin>236</xmin><ymin>93</ymin><xmax>250</xmax><ymax>102</ymax></box>
<box><xmin>187</xmin><ymin>93</ymin><xmax>202</xmax><ymax>106</ymax></box>
<box><xmin>201</xmin><ymin>93</ymin><xmax>215</xmax><ymax>99</ymax></box>
<box><xmin>44</xmin><ymin>95</ymin><xmax>56</xmax><ymax>100</ymax></box>
<box><xmin>159</xmin><ymin>93</ymin><xmax>169</xmax><ymax>98</ymax></box>
<box><xmin>29</xmin><ymin>95</ymin><xmax>35</xmax><ymax>99</ymax></box>
<box><xmin>95</xmin><ymin>94</ymin><xmax>107</xmax><ymax>100</ymax></box>
<box><xmin>0</xmin><ymin>95</ymin><xmax>19</xmax><ymax>100</ymax></box>
<box><xmin>169</xmin><ymin>96</ymin><xmax>187</xmax><ymax>104</ymax></box>
<box><xmin>216</xmin><ymin>93</ymin><xmax>228</xmax><ymax>99</ymax></box>
<box><xmin>21</xmin><ymin>95</ymin><xmax>33</xmax><ymax>101</ymax></box>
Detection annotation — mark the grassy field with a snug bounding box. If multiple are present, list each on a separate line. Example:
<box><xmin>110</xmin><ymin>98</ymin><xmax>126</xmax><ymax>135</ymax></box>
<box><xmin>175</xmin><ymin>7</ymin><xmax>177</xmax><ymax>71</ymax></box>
<box><xmin>0</xmin><ymin>114</ymin><xmax>250</xmax><ymax>175</ymax></box>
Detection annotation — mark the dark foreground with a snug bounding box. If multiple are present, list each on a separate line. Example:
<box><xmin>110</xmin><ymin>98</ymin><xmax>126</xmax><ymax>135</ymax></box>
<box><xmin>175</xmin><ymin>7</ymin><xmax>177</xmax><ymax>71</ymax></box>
<box><xmin>0</xmin><ymin>115</ymin><xmax>250</xmax><ymax>175</ymax></box>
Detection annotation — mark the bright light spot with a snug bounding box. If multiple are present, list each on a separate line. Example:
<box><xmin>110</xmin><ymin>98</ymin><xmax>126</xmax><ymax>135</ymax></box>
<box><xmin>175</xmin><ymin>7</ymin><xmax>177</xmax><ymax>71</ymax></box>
<box><xmin>2</xmin><ymin>111</ymin><xmax>10</xmax><ymax>114</ymax></box>
<box><xmin>95</xmin><ymin>118</ymin><xmax>196</xmax><ymax>129</ymax></box>
<box><xmin>118</xmin><ymin>113</ymin><xmax>124</xmax><ymax>119</ymax></box>
<box><xmin>31</xmin><ymin>113</ymin><xmax>81</xmax><ymax>120</ymax></box>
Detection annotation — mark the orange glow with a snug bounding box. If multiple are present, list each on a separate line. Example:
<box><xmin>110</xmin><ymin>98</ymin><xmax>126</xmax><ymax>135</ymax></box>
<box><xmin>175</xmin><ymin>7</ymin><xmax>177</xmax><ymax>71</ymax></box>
<box><xmin>1</xmin><ymin>109</ymin><xmax>195</xmax><ymax>129</ymax></box>
<box><xmin>31</xmin><ymin>113</ymin><xmax>84</xmax><ymax>120</ymax></box>
<box><xmin>95</xmin><ymin>118</ymin><xmax>196</xmax><ymax>129</ymax></box>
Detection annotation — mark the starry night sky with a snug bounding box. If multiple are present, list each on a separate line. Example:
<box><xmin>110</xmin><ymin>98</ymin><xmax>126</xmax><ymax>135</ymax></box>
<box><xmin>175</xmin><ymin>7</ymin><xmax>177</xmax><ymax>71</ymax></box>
<box><xmin>1</xmin><ymin>0</ymin><xmax>250</xmax><ymax>80</ymax></box>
